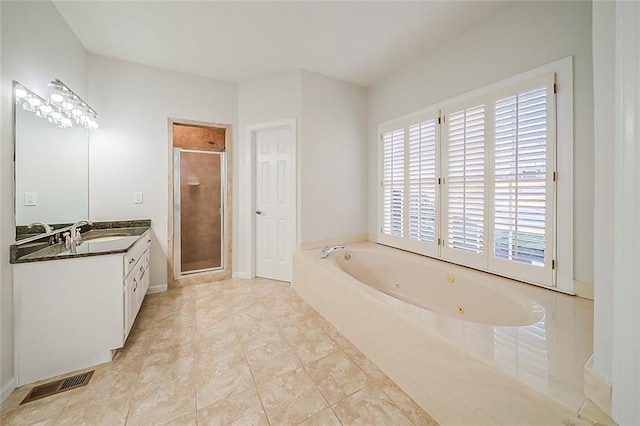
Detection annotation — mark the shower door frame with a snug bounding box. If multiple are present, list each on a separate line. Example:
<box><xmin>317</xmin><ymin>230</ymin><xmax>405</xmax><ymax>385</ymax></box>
<box><xmin>173</xmin><ymin>148</ymin><xmax>226</xmax><ymax>278</ymax></box>
<box><xmin>167</xmin><ymin>118</ymin><xmax>233</xmax><ymax>287</ymax></box>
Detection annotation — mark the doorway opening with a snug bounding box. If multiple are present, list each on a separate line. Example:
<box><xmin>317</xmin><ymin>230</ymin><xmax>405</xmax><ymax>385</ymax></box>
<box><xmin>168</xmin><ymin>119</ymin><xmax>232</xmax><ymax>286</ymax></box>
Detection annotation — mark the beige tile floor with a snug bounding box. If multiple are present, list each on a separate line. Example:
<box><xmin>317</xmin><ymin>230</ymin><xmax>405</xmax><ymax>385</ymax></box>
<box><xmin>0</xmin><ymin>278</ymin><xmax>437</xmax><ymax>425</ymax></box>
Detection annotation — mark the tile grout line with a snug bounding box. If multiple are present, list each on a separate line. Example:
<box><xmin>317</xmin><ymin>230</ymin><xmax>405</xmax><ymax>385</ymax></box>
<box><xmin>229</xmin><ymin>287</ymin><xmax>272</xmax><ymax>425</ymax></box>
<box><xmin>238</xmin><ymin>296</ymin><xmax>271</xmax><ymax>425</ymax></box>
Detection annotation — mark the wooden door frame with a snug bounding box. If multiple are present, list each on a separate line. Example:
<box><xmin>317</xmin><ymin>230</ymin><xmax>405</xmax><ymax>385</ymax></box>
<box><xmin>246</xmin><ymin>119</ymin><xmax>298</xmax><ymax>280</ymax></box>
<box><xmin>167</xmin><ymin>118</ymin><xmax>233</xmax><ymax>287</ymax></box>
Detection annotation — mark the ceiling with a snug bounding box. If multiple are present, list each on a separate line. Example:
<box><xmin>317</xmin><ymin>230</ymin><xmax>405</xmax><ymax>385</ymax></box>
<box><xmin>53</xmin><ymin>1</ymin><xmax>512</xmax><ymax>87</ymax></box>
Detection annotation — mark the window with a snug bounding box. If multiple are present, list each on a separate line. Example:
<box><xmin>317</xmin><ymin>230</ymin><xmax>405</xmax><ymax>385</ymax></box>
<box><xmin>408</xmin><ymin>119</ymin><xmax>437</xmax><ymax>244</ymax></box>
<box><xmin>380</xmin><ymin>111</ymin><xmax>440</xmax><ymax>257</ymax></box>
<box><xmin>443</xmin><ymin>104</ymin><xmax>486</xmax><ymax>268</ymax></box>
<box><xmin>382</xmin><ymin>128</ymin><xmax>404</xmax><ymax>238</ymax></box>
<box><xmin>379</xmin><ymin>71</ymin><xmax>559</xmax><ymax>288</ymax></box>
<box><xmin>494</xmin><ymin>87</ymin><xmax>548</xmax><ymax>267</ymax></box>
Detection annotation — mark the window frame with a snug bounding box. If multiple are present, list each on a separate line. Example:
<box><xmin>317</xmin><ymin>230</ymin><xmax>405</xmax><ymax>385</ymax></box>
<box><xmin>377</xmin><ymin>57</ymin><xmax>574</xmax><ymax>294</ymax></box>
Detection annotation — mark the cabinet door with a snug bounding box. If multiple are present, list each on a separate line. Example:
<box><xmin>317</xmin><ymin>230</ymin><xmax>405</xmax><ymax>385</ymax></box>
<box><xmin>143</xmin><ymin>251</ymin><xmax>150</xmax><ymax>294</ymax></box>
<box><xmin>123</xmin><ymin>272</ymin><xmax>135</xmax><ymax>340</ymax></box>
<box><xmin>135</xmin><ymin>262</ymin><xmax>145</xmax><ymax>315</ymax></box>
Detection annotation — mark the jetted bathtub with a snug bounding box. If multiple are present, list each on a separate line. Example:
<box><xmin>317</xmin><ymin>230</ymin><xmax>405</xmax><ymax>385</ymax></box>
<box><xmin>292</xmin><ymin>242</ymin><xmax>593</xmax><ymax>424</ymax></box>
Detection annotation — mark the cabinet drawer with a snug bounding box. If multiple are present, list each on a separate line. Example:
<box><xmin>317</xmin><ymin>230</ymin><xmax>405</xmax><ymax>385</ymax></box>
<box><xmin>124</xmin><ymin>231</ymin><xmax>151</xmax><ymax>275</ymax></box>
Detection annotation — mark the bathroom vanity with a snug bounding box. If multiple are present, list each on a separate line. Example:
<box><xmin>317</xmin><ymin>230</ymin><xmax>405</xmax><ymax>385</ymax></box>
<box><xmin>11</xmin><ymin>221</ymin><xmax>151</xmax><ymax>386</ymax></box>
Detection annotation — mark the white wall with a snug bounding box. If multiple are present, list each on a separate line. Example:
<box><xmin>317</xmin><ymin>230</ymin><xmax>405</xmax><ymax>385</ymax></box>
<box><xmin>591</xmin><ymin>0</ymin><xmax>615</xmax><ymax>384</ymax></box>
<box><xmin>367</xmin><ymin>1</ymin><xmax>594</xmax><ymax>284</ymax></box>
<box><xmin>237</xmin><ymin>71</ymin><xmax>303</xmax><ymax>275</ymax></box>
<box><xmin>0</xmin><ymin>0</ymin><xmax>88</xmax><ymax>396</ymax></box>
<box><xmin>87</xmin><ymin>56</ymin><xmax>237</xmax><ymax>291</ymax></box>
<box><xmin>236</xmin><ymin>70</ymin><xmax>368</xmax><ymax>276</ymax></box>
<box><xmin>610</xmin><ymin>1</ymin><xmax>640</xmax><ymax>423</ymax></box>
<box><xmin>300</xmin><ymin>71</ymin><xmax>368</xmax><ymax>243</ymax></box>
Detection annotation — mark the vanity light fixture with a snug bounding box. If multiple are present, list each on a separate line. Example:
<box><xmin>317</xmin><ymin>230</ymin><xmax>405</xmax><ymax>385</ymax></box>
<box><xmin>14</xmin><ymin>80</ymin><xmax>98</xmax><ymax>130</ymax></box>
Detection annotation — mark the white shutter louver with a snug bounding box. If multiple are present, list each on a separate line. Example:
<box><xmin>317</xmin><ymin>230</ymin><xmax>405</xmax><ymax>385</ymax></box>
<box><xmin>382</xmin><ymin>128</ymin><xmax>405</xmax><ymax>237</ymax></box>
<box><xmin>447</xmin><ymin>105</ymin><xmax>485</xmax><ymax>254</ymax></box>
<box><xmin>494</xmin><ymin>87</ymin><xmax>547</xmax><ymax>267</ymax></box>
<box><xmin>408</xmin><ymin>120</ymin><xmax>437</xmax><ymax>243</ymax></box>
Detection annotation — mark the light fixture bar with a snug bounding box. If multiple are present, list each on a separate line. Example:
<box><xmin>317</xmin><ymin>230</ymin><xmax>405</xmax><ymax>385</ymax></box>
<box><xmin>14</xmin><ymin>79</ymin><xmax>98</xmax><ymax>130</ymax></box>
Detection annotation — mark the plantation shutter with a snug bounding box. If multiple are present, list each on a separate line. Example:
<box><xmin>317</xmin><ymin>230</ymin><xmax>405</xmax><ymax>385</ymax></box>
<box><xmin>382</xmin><ymin>128</ymin><xmax>405</xmax><ymax>237</ymax></box>
<box><xmin>408</xmin><ymin>119</ymin><xmax>437</xmax><ymax>244</ymax></box>
<box><xmin>378</xmin><ymin>71</ymin><xmax>557</xmax><ymax>288</ymax></box>
<box><xmin>494</xmin><ymin>87</ymin><xmax>548</xmax><ymax>266</ymax></box>
<box><xmin>445</xmin><ymin>104</ymin><xmax>486</xmax><ymax>259</ymax></box>
<box><xmin>490</xmin><ymin>74</ymin><xmax>555</xmax><ymax>287</ymax></box>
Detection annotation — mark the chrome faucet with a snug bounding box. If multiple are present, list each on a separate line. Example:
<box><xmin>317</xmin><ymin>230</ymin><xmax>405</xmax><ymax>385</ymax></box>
<box><xmin>321</xmin><ymin>245</ymin><xmax>345</xmax><ymax>259</ymax></box>
<box><xmin>27</xmin><ymin>221</ymin><xmax>52</xmax><ymax>234</ymax></box>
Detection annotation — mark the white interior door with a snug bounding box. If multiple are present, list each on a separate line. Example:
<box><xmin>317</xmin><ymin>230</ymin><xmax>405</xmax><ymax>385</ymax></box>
<box><xmin>255</xmin><ymin>126</ymin><xmax>294</xmax><ymax>281</ymax></box>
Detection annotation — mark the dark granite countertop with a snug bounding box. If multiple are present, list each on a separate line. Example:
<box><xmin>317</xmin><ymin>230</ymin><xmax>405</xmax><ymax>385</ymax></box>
<box><xmin>10</xmin><ymin>220</ymin><xmax>151</xmax><ymax>264</ymax></box>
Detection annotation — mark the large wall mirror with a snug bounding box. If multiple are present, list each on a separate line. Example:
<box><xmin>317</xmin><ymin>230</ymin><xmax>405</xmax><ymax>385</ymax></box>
<box><xmin>14</xmin><ymin>81</ymin><xmax>91</xmax><ymax>240</ymax></box>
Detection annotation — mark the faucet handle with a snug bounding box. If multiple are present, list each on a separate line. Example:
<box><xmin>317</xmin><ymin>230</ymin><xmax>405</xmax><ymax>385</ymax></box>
<box><xmin>63</xmin><ymin>232</ymin><xmax>71</xmax><ymax>250</ymax></box>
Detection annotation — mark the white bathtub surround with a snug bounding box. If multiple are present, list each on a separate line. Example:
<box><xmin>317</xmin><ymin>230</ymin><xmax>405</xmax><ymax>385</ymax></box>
<box><xmin>293</xmin><ymin>242</ymin><xmax>593</xmax><ymax>424</ymax></box>
<box><xmin>574</xmin><ymin>280</ymin><xmax>594</xmax><ymax>301</ymax></box>
<box><xmin>579</xmin><ymin>400</ymin><xmax>617</xmax><ymax>426</ymax></box>
<box><xmin>583</xmin><ymin>356</ymin><xmax>612</xmax><ymax>418</ymax></box>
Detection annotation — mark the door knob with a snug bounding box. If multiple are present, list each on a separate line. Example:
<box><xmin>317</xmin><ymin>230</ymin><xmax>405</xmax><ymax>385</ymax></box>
<box><xmin>255</xmin><ymin>210</ymin><xmax>265</xmax><ymax>215</ymax></box>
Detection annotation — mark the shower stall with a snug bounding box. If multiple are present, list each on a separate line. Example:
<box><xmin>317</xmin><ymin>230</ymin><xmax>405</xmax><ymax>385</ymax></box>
<box><xmin>172</xmin><ymin>123</ymin><xmax>227</xmax><ymax>279</ymax></box>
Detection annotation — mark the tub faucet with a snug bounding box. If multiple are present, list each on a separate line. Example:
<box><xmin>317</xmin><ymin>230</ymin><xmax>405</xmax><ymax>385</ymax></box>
<box><xmin>321</xmin><ymin>245</ymin><xmax>345</xmax><ymax>259</ymax></box>
<box><xmin>27</xmin><ymin>221</ymin><xmax>52</xmax><ymax>234</ymax></box>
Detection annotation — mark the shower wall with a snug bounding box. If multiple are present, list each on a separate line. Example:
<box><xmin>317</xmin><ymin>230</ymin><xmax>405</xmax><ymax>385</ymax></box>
<box><xmin>173</xmin><ymin>124</ymin><xmax>225</xmax><ymax>152</ymax></box>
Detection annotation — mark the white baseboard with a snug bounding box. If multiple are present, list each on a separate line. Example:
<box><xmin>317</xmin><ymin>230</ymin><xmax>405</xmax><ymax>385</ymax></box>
<box><xmin>146</xmin><ymin>284</ymin><xmax>167</xmax><ymax>294</ymax></box>
<box><xmin>584</xmin><ymin>355</ymin><xmax>612</xmax><ymax>417</ymax></box>
<box><xmin>298</xmin><ymin>234</ymin><xmax>368</xmax><ymax>251</ymax></box>
<box><xmin>232</xmin><ymin>272</ymin><xmax>252</xmax><ymax>279</ymax></box>
<box><xmin>574</xmin><ymin>280</ymin><xmax>594</xmax><ymax>300</ymax></box>
<box><xmin>1</xmin><ymin>377</ymin><xmax>16</xmax><ymax>403</ymax></box>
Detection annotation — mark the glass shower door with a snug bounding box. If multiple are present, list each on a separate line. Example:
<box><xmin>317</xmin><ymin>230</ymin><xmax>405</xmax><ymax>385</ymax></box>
<box><xmin>174</xmin><ymin>148</ymin><xmax>224</xmax><ymax>277</ymax></box>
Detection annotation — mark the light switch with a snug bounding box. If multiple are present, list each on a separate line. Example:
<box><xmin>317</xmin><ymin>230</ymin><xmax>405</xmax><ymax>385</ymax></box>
<box><xmin>133</xmin><ymin>192</ymin><xmax>143</xmax><ymax>204</ymax></box>
<box><xmin>24</xmin><ymin>192</ymin><xmax>37</xmax><ymax>206</ymax></box>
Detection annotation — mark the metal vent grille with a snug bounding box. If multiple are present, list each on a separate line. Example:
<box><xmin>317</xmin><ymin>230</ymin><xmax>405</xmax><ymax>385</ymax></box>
<box><xmin>21</xmin><ymin>371</ymin><xmax>94</xmax><ymax>405</ymax></box>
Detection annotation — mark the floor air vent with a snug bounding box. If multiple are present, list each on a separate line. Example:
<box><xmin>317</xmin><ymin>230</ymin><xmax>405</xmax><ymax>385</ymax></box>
<box><xmin>21</xmin><ymin>371</ymin><xmax>94</xmax><ymax>404</ymax></box>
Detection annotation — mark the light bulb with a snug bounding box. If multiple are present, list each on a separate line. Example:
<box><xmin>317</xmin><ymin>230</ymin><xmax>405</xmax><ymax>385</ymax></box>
<box><xmin>50</xmin><ymin>111</ymin><xmax>62</xmax><ymax>120</ymax></box>
<box><xmin>15</xmin><ymin>87</ymin><xmax>27</xmax><ymax>99</ymax></box>
<box><xmin>39</xmin><ymin>104</ymin><xmax>52</xmax><ymax>115</ymax></box>
<box><xmin>60</xmin><ymin>117</ymin><xmax>72</xmax><ymax>127</ymax></box>
<box><xmin>28</xmin><ymin>96</ymin><xmax>41</xmax><ymax>107</ymax></box>
<box><xmin>50</xmin><ymin>93</ymin><xmax>64</xmax><ymax>103</ymax></box>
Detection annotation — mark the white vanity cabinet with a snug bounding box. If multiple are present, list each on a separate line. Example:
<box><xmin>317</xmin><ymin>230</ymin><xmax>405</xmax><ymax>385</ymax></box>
<box><xmin>13</xmin><ymin>230</ymin><xmax>151</xmax><ymax>386</ymax></box>
<box><xmin>124</xmin><ymin>243</ymin><xmax>150</xmax><ymax>340</ymax></box>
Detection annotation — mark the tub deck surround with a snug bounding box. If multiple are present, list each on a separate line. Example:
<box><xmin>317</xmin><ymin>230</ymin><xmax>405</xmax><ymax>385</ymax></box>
<box><xmin>292</xmin><ymin>242</ymin><xmax>593</xmax><ymax>425</ymax></box>
<box><xmin>10</xmin><ymin>219</ymin><xmax>151</xmax><ymax>263</ymax></box>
